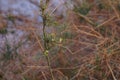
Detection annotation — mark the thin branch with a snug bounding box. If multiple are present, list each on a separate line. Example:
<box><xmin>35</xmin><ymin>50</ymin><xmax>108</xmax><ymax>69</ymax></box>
<box><xmin>106</xmin><ymin>60</ymin><xmax>117</xmax><ymax>80</ymax></box>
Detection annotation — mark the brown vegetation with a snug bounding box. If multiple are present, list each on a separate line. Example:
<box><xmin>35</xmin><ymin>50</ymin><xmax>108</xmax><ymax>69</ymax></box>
<box><xmin>0</xmin><ymin>0</ymin><xmax>120</xmax><ymax>80</ymax></box>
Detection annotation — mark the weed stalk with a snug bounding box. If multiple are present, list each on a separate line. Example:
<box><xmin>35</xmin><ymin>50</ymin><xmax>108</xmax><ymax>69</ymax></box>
<box><xmin>40</xmin><ymin>0</ymin><xmax>54</xmax><ymax>80</ymax></box>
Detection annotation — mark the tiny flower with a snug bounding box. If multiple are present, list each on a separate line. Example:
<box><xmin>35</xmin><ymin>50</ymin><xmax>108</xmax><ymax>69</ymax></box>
<box><xmin>52</xmin><ymin>38</ymin><xmax>55</xmax><ymax>41</ymax></box>
<box><xmin>44</xmin><ymin>50</ymin><xmax>49</xmax><ymax>56</ymax></box>
<box><xmin>59</xmin><ymin>38</ymin><xmax>63</xmax><ymax>43</ymax></box>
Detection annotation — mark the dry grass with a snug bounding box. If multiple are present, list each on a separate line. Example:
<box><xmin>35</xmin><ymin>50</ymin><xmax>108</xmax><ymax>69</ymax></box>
<box><xmin>0</xmin><ymin>0</ymin><xmax>120</xmax><ymax>80</ymax></box>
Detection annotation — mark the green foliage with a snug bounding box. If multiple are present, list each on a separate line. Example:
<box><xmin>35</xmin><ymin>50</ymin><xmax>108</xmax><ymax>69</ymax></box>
<box><xmin>0</xmin><ymin>74</ymin><xmax>3</xmax><ymax>80</ymax></box>
<box><xmin>74</xmin><ymin>1</ymin><xmax>91</xmax><ymax>15</ymax></box>
<box><xmin>62</xmin><ymin>31</ymin><xmax>74</xmax><ymax>39</ymax></box>
<box><xmin>117</xmin><ymin>3</ymin><xmax>120</xmax><ymax>11</ymax></box>
<box><xmin>3</xmin><ymin>41</ymin><xmax>12</xmax><ymax>60</ymax></box>
<box><xmin>96</xmin><ymin>0</ymin><xmax>112</xmax><ymax>11</ymax></box>
<box><xmin>98</xmin><ymin>3</ymin><xmax>105</xmax><ymax>10</ymax></box>
<box><xmin>49</xmin><ymin>46</ymin><xmax>60</xmax><ymax>55</ymax></box>
<box><xmin>22</xmin><ymin>77</ymin><xmax>29</xmax><ymax>80</ymax></box>
<box><xmin>1</xmin><ymin>39</ymin><xmax>25</xmax><ymax>60</ymax></box>
<box><xmin>7</xmin><ymin>14</ymin><xmax>15</xmax><ymax>23</ymax></box>
<box><xmin>10</xmin><ymin>30</ymin><xmax>15</xmax><ymax>34</ymax></box>
<box><xmin>46</xmin><ymin>14</ymin><xmax>59</xmax><ymax>26</ymax></box>
<box><xmin>95</xmin><ymin>54</ymin><xmax>100</xmax><ymax>64</ymax></box>
<box><xmin>56</xmin><ymin>24</ymin><xmax>67</xmax><ymax>33</ymax></box>
<box><xmin>98</xmin><ymin>26</ymin><xmax>106</xmax><ymax>36</ymax></box>
<box><xmin>0</xmin><ymin>28</ymin><xmax>8</xmax><ymax>34</ymax></box>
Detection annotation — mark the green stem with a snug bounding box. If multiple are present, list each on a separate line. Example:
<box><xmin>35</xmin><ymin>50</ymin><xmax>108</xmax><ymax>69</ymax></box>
<box><xmin>45</xmin><ymin>54</ymin><xmax>54</xmax><ymax>80</ymax></box>
<box><xmin>41</xmin><ymin>1</ymin><xmax>54</xmax><ymax>79</ymax></box>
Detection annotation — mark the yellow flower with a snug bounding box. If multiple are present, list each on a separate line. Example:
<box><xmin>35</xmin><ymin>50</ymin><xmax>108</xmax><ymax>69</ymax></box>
<box><xmin>59</xmin><ymin>38</ymin><xmax>63</xmax><ymax>43</ymax></box>
<box><xmin>44</xmin><ymin>50</ymin><xmax>49</xmax><ymax>56</ymax></box>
